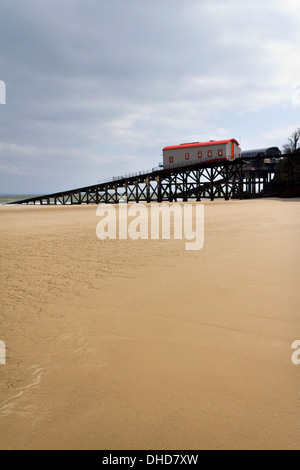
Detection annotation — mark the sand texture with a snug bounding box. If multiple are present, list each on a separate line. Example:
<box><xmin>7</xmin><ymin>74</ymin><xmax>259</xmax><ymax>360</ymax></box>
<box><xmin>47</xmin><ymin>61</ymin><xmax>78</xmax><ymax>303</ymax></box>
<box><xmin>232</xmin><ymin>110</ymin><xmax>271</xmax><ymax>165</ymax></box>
<box><xmin>0</xmin><ymin>199</ymin><xmax>300</xmax><ymax>450</ymax></box>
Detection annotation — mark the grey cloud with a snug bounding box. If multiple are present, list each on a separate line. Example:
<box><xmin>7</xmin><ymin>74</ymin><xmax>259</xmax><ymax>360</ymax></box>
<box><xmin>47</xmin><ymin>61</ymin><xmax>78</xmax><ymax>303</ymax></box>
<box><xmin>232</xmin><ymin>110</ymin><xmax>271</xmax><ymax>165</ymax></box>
<box><xmin>0</xmin><ymin>0</ymin><xmax>300</xmax><ymax>193</ymax></box>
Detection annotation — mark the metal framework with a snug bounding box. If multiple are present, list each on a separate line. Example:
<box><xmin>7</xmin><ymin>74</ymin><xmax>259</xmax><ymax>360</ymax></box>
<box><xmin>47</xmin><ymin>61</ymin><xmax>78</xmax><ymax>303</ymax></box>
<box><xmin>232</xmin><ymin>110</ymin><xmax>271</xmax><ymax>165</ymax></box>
<box><xmin>10</xmin><ymin>159</ymin><xmax>277</xmax><ymax>206</ymax></box>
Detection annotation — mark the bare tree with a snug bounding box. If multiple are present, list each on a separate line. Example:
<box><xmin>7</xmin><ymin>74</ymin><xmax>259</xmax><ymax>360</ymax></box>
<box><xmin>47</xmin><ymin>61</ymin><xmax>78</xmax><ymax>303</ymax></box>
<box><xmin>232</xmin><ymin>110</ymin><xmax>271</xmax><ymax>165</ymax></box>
<box><xmin>283</xmin><ymin>128</ymin><xmax>300</xmax><ymax>154</ymax></box>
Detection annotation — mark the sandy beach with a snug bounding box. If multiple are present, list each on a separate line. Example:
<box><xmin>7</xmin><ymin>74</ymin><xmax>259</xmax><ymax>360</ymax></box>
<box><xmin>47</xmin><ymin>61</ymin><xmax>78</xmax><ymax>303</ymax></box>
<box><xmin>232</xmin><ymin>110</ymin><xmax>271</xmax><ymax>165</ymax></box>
<box><xmin>0</xmin><ymin>199</ymin><xmax>299</xmax><ymax>450</ymax></box>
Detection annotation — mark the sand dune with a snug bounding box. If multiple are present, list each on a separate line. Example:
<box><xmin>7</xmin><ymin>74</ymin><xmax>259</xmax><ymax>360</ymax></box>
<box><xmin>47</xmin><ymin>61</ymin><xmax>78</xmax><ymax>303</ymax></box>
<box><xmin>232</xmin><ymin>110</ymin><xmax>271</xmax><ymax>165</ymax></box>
<box><xmin>0</xmin><ymin>200</ymin><xmax>299</xmax><ymax>450</ymax></box>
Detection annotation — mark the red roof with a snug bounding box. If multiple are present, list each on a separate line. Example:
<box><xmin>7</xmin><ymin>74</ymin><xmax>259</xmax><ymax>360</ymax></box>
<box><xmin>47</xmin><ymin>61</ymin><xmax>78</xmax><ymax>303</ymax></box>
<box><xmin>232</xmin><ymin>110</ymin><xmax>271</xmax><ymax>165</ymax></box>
<box><xmin>163</xmin><ymin>139</ymin><xmax>240</xmax><ymax>151</ymax></box>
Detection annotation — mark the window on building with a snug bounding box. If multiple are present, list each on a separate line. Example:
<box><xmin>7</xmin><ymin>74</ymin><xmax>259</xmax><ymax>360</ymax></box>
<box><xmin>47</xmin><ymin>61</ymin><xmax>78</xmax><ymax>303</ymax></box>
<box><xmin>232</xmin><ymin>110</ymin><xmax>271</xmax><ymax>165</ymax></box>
<box><xmin>208</xmin><ymin>150</ymin><xmax>212</xmax><ymax>157</ymax></box>
<box><xmin>198</xmin><ymin>151</ymin><xmax>203</xmax><ymax>158</ymax></box>
<box><xmin>185</xmin><ymin>153</ymin><xmax>190</xmax><ymax>160</ymax></box>
<box><xmin>169</xmin><ymin>157</ymin><xmax>174</xmax><ymax>164</ymax></box>
<box><xmin>218</xmin><ymin>149</ymin><xmax>223</xmax><ymax>157</ymax></box>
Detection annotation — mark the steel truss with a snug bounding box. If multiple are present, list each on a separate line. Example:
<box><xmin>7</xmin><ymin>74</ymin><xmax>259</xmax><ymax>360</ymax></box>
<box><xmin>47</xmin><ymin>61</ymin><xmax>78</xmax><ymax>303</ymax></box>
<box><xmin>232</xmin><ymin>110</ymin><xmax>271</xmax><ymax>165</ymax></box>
<box><xmin>11</xmin><ymin>159</ymin><xmax>273</xmax><ymax>206</ymax></box>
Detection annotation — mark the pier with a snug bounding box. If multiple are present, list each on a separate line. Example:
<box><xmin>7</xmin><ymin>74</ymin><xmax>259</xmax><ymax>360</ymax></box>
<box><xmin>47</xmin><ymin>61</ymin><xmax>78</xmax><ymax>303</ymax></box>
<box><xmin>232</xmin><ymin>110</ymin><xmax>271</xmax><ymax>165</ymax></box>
<box><xmin>10</xmin><ymin>158</ymin><xmax>280</xmax><ymax>206</ymax></box>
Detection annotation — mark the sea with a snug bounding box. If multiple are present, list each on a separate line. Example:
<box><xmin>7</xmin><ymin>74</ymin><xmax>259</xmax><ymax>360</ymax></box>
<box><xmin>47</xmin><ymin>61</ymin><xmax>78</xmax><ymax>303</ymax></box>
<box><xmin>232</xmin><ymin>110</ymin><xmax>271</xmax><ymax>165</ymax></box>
<box><xmin>0</xmin><ymin>195</ymin><xmax>39</xmax><ymax>205</ymax></box>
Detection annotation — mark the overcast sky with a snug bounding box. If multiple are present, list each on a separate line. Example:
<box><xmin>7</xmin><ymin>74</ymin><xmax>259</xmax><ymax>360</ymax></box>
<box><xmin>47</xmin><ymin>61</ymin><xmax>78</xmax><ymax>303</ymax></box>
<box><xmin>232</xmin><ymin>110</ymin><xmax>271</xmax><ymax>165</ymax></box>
<box><xmin>0</xmin><ymin>0</ymin><xmax>299</xmax><ymax>194</ymax></box>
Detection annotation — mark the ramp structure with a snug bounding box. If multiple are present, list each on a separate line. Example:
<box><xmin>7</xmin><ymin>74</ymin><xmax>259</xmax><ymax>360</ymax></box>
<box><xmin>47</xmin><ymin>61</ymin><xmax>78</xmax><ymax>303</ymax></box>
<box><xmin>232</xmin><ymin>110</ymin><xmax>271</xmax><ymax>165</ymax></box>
<box><xmin>10</xmin><ymin>158</ymin><xmax>278</xmax><ymax>206</ymax></box>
